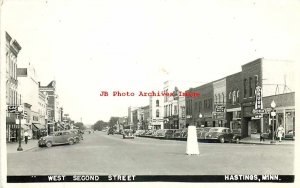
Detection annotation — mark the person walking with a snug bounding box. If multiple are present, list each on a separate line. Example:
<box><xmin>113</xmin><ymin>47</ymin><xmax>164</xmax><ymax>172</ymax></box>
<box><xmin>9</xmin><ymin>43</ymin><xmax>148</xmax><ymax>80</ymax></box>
<box><xmin>277</xmin><ymin>125</ymin><xmax>285</xmax><ymax>142</ymax></box>
<box><xmin>24</xmin><ymin>131</ymin><xmax>29</xmax><ymax>144</ymax></box>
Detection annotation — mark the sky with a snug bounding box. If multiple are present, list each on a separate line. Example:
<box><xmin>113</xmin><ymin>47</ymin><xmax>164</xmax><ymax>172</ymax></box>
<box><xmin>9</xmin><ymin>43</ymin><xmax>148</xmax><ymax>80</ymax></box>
<box><xmin>2</xmin><ymin>0</ymin><xmax>300</xmax><ymax>124</ymax></box>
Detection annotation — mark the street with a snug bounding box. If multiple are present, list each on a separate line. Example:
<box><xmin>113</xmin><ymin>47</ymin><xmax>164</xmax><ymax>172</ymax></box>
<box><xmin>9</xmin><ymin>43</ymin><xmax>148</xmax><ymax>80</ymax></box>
<box><xmin>7</xmin><ymin>131</ymin><xmax>294</xmax><ymax>175</ymax></box>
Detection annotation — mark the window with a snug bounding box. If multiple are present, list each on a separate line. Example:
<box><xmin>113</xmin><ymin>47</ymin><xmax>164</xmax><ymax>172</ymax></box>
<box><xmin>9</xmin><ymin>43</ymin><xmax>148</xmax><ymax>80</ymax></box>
<box><xmin>156</xmin><ymin>100</ymin><xmax>159</xmax><ymax>107</ymax></box>
<box><xmin>244</xmin><ymin>79</ymin><xmax>247</xmax><ymax>98</ymax></box>
<box><xmin>229</xmin><ymin>92</ymin><xmax>232</xmax><ymax>103</ymax></box>
<box><xmin>194</xmin><ymin>102</ymin><xmax>198</xmax><ymax>112</ymax></box>
<box><xmin>232</xmin><ymin>91</ymin><xmax>236</xmax><ymax>104</ymax></box>
<box><xmin>254</xmin><ymin>75</ymin><xmax>258</xmax><ymax>88</ymax></box>
<box><xmin>237</xmin><ymin>90</ymin><xmax>240</xmax><ymax>103</ymax></box>
<box><xmin>156</xmin><ymin>109</ymin><xmax>159</xmax><ymax>117</ymax></box>
<box><xmin>199</xmin><ymin>101</ymin><xmax>201</xmax><ymax>112</ymax></box>
<box><xmin>174</xmin><ymin>105</ymin><xmax>178</xmax><ymax>115</ymax></box>
<box><xmin>249</xmin><ymin>77</ymin><xmax>253</xmax><ymax>97</ymax></box>
<box><xmin>215</xmin><ymin>95</ymin><xmax>217</xmax><ymax>104</ymax></box>
<box><xmin>218</xmin><ymin>94</ymin><xmax>221</xmax><ymax>104</ymax></box>
<box><xmin>222</xmin><ymin>93</ymin><xmax>224</xmax><ymax>104</ymax></box>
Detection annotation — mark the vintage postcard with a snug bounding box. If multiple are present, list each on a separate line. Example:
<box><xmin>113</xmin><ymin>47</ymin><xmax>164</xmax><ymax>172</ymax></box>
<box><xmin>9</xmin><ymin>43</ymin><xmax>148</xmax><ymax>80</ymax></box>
<box><xmin>0</xmin><ymin>0</ymin><xmax>299</xmax><ymax>188</ymax></box>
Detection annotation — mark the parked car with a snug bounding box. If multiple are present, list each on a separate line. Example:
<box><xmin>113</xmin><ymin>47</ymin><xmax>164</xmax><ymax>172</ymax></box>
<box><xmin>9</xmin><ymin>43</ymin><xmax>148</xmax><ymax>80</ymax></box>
<box><xmin>145</xmin><ymin>130</ymin><xmax>155</xmax><ymax>137</ymax></box>
<box><xmin>173</xmin><ymin>129</ymin><xmax>183</xmax><ymax>138</ymax></box>
<box><xmin>38</xmin><ymin>130</ymin><xmax>76</xmax><ymax>147</ymax></box>
<box><xmin>285</xmin><ymin>130</ymin><xmax>295</xmax><ymax>140</ymax></box>
<box><xmin>196</xmin><ymin>128</ymin><xmax>204</xmax><ymax>139</ymax></box>
<box><xmin>199</xmin><ymin>127</ymin><xmax>213</xmax><ymax>140</ymax></box>
<box><xmin>205</xmin><ymin>127</ymin><xmax>241</xmax><ymax>143</ymax></box>
<box><xmin>134</xmin><ymin>130</ymin><xmax>145</xmax><ymax>136</ymax></box>
<box><xmin>107</xmin><ymin>128</ymin><xmax>115</xmax><ymax>135</ymax></box>
<box><xmin>165</xmin><ymin>129</ymin><xmax>176</xmax><ymax>138</ymax></box>
<box><xmin>181</xmin><ymin>128</ymin><xmax>188</xmax><ymax>138</ymax></box>
<box><xmin>69</xmin><ymin>129</ymin><xmax>82</xmax><ymax>143</ymax></box>
<box><xmin>122</xmin><ymin>129</ymin><xmax>134</xmax><ymax>139</ymax></box>
<box><xmin>156</xmin><ymin>129</ymin><xmax>167</xmax><ymax>138</ymax></box>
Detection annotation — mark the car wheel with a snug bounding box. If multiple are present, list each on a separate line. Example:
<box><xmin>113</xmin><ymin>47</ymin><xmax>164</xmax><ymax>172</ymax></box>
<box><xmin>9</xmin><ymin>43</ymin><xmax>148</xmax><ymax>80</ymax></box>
<box><xmin>69</xmin><ymin>139</ymin><xmax>74</xmax><ymax>145</ymax></box>
<box><xmin>76</xmin><ymin>138</ymin><xmax>80</xmax><ymax>143</ymax></box>
<box><xmin>46</xmin><ymin>141</ymin><xmax>52</xmax><ymax>148</ymax></box>
<box><xmin>219</xmin><ymin>137</ymin><xmax>225</xmax><ymax>143</ymax></box>
<box><xmin>235</xmin><ymin>138</ymin><xmax>240</xmax><ymax>144</ymax></box>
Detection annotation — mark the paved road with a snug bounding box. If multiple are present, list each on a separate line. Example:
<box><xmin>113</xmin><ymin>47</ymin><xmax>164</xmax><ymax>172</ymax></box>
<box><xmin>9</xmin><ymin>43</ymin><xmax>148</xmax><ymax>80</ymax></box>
<box><xmin>7</xmin><ymin>131</ymin><xmax>294</xmax><ymax>175</ymax></box>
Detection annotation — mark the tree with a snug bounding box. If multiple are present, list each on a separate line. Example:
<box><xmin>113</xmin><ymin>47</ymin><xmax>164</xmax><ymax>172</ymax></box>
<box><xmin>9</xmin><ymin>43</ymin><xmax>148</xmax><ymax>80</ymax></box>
<box><xmin>93</xmin><ymin>120</ymin><xmax>108</xmax><ymax>131</ymax></box>
<box><xmin>108</xmin><ymin>117</ymin><xmax>119</xmax><ymax>128</ymax></box>
<box><xmin>74</xmin><ymin>122</ymin><xmax>86</xmax><ymax>130</ymax></box>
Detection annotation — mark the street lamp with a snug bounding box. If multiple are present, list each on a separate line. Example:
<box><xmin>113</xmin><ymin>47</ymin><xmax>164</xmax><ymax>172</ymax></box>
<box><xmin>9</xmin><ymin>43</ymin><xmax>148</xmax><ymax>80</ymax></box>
<box><xmin>270</xmin><ymin>100</ymin><xmax>276</xmax><ymax>144</ymax></box>
<box><xmin>17</xmin><ymin>105</ymin><xmax>23</xmax><ymax>151</ymax></box>
<box><xmin>199</xmin><ymin>113</ymin><xmax>203</xmax><ymax>127</ymax></box>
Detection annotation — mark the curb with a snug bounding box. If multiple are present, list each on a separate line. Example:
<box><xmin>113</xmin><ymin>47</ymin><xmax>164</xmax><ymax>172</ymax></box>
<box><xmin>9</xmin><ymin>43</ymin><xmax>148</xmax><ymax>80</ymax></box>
<box><xmin>239</xmin><ymin>141</ymin><xmax>294</xmax><ymax>146</ymax></box>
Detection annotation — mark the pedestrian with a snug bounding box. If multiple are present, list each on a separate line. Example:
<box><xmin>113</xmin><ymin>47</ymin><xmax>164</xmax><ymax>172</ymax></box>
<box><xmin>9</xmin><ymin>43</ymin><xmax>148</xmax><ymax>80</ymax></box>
<box><xmin>24</xmin><ymin>131</ymin><xmax>29</xmax><ymax>144</ymax></box>
<box><xmin>277</xmin><ymin>125</ymin><xmax>284</xmax><ymax>142</ymax></box>
<box><xmin>260</xmin><ymin>132</ymin><xmax>265</xmax><ymax>142</ymax></box>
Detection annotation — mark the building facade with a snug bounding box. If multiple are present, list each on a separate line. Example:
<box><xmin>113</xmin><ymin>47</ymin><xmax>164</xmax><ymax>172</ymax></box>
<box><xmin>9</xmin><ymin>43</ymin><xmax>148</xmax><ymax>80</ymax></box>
<box><xmin>212</xmin><ymin>78</ymin><xmax>226</xmax><ymax>127</ymax></box>
<box><xmin>149</xmin><ymin>96</ymin><xmax>164</xmax><ymax>130</ymax></box>
<box><xmin>241</xmin><ymin>58</ymin><xmax>295</xmax><ymax>138</ymax></box>
<box><xmin>226</xmin><ymin>72</ymin><xmax>242</xmax><ymax>132</ymax></box>
<box><xmin>5</xmin><ymin>32</ymin><xmax>22</xmax><ymax>142</ymax></box>
<box><xmin>163</xmin><ymin>81</ymin><xmax>186</xmax><ymax>129</ymax></box>
<box><xmin>186</xmin><ymin>82</ymin><xmax>214</xmax><ymax>127</ymax></box>
<box><xmin>39</xmin><ymin>80</ymin><xmax>60</xmax><ymax>133</ymax></box>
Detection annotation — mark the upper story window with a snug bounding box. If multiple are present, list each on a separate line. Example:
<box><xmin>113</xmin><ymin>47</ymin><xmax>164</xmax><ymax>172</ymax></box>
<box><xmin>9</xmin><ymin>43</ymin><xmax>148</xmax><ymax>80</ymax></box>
<box><xmin>222</xmin><ymin>93</ymin><xmax>224</xmax><ymax>104</ymax></box>
<box><xmin>232</xmin><ymin>91</ymin><xmax>236</xmax><ymax>104</ymax></box>
<box><xmin>218</xmin><ymin>94</ymin><xmax>221</xmax><ymax>104</ymax></box>
<box><xmin>243</xmin><ymin>79</ymin><xmax>247</xmax><ymax>98</ymax></box>
<box><xmin>156</xmin><ymin>109</ymin><xmax>159</xmax><ymax>118</ymax></box>
<box><xmin>237</xmin><ymin>90</ymin><xmax>240</xmax><ymax>103</ymax></box>
<box><xmin>249</xmin><ymin>77</ymin><xmax>253</xmax><ymax>97</ymax></box>
<box><xmin>156</xmin><ymin>100</ymin><xmax>159</xmax><ymax>107</ymax></box>
<box><xmin>228</xmin><ymin>92</ymin><xmax>232</xmax><ymax>103</ymax></box>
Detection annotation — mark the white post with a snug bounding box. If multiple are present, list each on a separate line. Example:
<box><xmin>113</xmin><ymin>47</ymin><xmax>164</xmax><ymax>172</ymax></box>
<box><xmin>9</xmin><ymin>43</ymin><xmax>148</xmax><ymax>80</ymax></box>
<box><xmin>186</xmin><ymin>125</ymin><xmax>200</xmax><ymax>155</ymax></box>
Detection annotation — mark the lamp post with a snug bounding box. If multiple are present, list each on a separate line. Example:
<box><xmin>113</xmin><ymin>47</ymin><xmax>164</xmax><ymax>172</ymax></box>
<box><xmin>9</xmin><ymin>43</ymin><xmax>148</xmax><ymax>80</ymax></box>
<box><xmin>199</xmin><ymin>113</ymin><xmax>203</xmax><ymax>127</ymax></box>
<box><xmin>17</xmin><ymin>105</ymin><xmax>23</xmax><ymax>151</ymax></box>
<box><xmin>270</xmin><ymin>100</ymin><xmax>276</xmax><ymax>144</ymax></box>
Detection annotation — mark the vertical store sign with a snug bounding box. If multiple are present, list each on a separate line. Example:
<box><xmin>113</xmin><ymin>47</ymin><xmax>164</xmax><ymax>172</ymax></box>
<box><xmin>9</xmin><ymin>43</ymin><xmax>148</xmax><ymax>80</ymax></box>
<box><xmin>253</xmin><ymin>86</ymin><xmax>263</xmax><ymax>119</ymax></box>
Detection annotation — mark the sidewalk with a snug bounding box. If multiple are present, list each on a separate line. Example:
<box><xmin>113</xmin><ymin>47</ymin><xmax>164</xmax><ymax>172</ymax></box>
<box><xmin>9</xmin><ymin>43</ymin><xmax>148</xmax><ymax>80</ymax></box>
<box><xmin>6</xmin><ymin>139</ymin><xmax>39</xmax><ymax>154</ymax></box>
<box><xmin>240</xmin><ymin>137</ymin><xmax>295</xmax><ymax>145</ymax></box>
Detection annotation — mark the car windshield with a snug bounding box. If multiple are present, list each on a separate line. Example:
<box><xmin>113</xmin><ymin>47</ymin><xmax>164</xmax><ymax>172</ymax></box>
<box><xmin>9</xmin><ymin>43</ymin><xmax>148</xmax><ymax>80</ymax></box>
<box><xmin>209</xmin><ymin>128</ymin><xmax>222</xmax><ymax>132</ymax></box>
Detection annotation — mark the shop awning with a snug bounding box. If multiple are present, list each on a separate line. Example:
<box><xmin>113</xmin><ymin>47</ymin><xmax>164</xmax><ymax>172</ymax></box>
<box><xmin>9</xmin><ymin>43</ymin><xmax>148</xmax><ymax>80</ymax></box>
<box><xmin>33</xmin><ymin>123</ymin><xmax>46</xmax><ymax>130</ymax></box>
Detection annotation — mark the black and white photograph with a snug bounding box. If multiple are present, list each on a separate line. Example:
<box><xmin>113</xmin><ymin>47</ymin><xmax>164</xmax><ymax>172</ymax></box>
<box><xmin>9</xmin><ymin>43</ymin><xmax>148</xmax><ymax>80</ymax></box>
<box><xmin>0</xmin><ymin>0</ymin><xmax>299</xmax><ymax>187</ymax></box>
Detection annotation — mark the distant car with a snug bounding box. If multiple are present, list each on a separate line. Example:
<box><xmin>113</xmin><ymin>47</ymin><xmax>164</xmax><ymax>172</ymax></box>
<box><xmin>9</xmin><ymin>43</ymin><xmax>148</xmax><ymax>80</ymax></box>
<box><xmin>165</xmin><ymin>129</ymin><xmax>176</xmax><ymax>138</ymax></box>
<box><xmin>173</xmin><ymin>129</ymin><xmax>182</xmax><ymax>138</ymax></box>
<box><xmin>38</xmin><ymin>130</ymin><xmax>76</xmax><ymax>147</ymax></box>
<box><xmin>205</xmin><ymin>127</ymin><xmax>241</xmax><ymax>143</ymax></box>
<box><xmin>155</xmin><ymin>129</ymin><xmax>167</xmax><ymax>138</ymax></box>
<box><xmin>123</xmin><ymin>129</ymin><xmax>134</xmax><ymax>139</ymax></box>
<box><xmin>107</xmin><ymin>128</ymin><xmax>115</xmax><ymax>135</ymax></box>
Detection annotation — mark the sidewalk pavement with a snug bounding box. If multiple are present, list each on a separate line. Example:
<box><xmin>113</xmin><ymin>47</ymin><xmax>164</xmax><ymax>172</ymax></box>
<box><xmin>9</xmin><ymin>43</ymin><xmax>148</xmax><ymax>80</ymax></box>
<box><xmin>240</xmin><ymin>137</ymin><xmax>295</xmax><ymax>145</ymax></box>
<box><xmin>6</xmin><ymin>139</ymin><xmax>39</xmax><ymax>154</ymax></box>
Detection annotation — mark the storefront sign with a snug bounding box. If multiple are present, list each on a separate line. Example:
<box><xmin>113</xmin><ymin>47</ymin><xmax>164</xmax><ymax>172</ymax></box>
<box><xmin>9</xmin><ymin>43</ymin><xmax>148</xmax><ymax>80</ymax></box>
<box><xmin>253</xmin><ymin>86</ymin><xmax>264</xmax><ymax>119</ymax></box>
<box><xmin>215</xmin><ymin>105</ymin><xmax>225</xmax><ymax>112</ymax></box>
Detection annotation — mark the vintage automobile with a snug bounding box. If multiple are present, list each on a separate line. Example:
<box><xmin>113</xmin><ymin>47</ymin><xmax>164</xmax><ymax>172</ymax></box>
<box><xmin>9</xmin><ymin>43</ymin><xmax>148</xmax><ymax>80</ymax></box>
<box><xmin>107</xmin><ymin>128</ymin><xmax>115</xmax><ymax>135</ymax></box>
<box><xmin>205</xmin><ymin>127</ymin><xmax>241</xmax><ymax>143</ymax></box>
<box><xmin>122</xmin><ymin>129</ymin><xmax>134</xmax><ymax>139</ymax></box>
<box><xmin>284</xmin><ymin>130</ymin><xmax>295</xmax><ymax>140</ymax></box>
<box><xmin>199</xmin><ymin>127</ymin><xmax>213</xmax><ymax>140</ymax></box>
<box><xmin>156</xmin><ymin>129</ymin><xmax>167</xmax><ymax>138</ymax></box>
<box><xmin>69</xmin><ymin>129</ymin><xmax>82</xmax><ymax>143</ymax></box>
<box><xmin>181</xmin><ymin>128</ymin><xmax>188</xmax><ymax>138</ymax></box>
<box><xmin>133</xmin><ymin>130</ymin><xmax>144</xmax><ymax>136</ymax></box>
<box><xmin>173</xmin><ymin>129</ymin><xmax>183</xmax><ymax>138</ymax></box>
<box><xmin>38</xmin><ymin>130</ymin><xmax>76</xmax><ymax>147</ymax></box>
<box><xmin>196</xmin><ymin>128</ymin><xmax>204</xmax><ymax>139</ymax></box>
<box><xmin>165</xmin><ymin>129</ymin><xmax>176</xmax><ymax>138</ymax></box>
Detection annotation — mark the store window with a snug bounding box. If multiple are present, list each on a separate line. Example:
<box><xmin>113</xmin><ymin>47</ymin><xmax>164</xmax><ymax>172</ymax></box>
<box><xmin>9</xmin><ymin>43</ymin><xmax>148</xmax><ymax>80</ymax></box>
<box><xmin>285</xmin><ymin>111</ymin><xmax>295</xmax><ymax>135</ymax></box>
